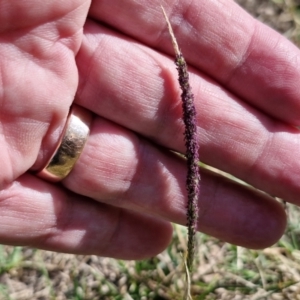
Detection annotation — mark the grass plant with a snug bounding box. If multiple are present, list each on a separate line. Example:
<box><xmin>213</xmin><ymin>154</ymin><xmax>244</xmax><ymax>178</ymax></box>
<box><xmin>161</xmin><ymin>5</ymin><xmax>200</xmax><ymax>275</ymax></box>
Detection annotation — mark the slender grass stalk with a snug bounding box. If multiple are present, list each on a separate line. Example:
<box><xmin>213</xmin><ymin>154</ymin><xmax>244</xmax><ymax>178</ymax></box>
<box><xmin>161</xmin><ymin>6</ymin><xmax>200</xmax><ymax>272</ymax></box>
<box><xmin>183</xmin><ymin>254</ymin><xmax>193</xmax><ymax>300</ymax></box>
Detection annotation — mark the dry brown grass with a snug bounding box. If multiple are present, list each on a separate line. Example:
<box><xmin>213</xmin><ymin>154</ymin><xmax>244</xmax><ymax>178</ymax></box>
<box><xmin>236</xmin><ymin>0</ymin><xmax>300</xmax><ymax>44</ymax></box>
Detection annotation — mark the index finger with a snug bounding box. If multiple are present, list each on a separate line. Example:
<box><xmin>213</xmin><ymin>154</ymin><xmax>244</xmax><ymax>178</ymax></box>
<box><xmin>89</xmin><ymin>0</ymin><xmax>300</xmax><ymax>125</ymax></box>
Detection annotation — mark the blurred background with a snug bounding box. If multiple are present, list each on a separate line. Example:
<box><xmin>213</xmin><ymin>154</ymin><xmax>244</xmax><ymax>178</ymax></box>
<box><xmin>2</xmin><ymin>1</ymin><xmax>300</xmax><ymax>299</ymax></box>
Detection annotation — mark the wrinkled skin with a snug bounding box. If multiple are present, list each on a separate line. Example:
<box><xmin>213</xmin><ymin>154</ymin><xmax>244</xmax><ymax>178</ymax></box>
<box><xmin>0</xmin><ymin>0</ymin><xmax>299</xmax><ymax>259</ymax></box>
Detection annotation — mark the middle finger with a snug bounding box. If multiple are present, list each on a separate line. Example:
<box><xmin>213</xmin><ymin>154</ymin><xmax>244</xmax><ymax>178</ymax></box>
<box><xmin>75</xmin><ymin>20</ymin><xmax>300</xmax><ymax>205</ymax></box>
<box><xmin>62</xmin><ymin>114</ymin><xmax>285</xmax><ymax>248</ymax></box>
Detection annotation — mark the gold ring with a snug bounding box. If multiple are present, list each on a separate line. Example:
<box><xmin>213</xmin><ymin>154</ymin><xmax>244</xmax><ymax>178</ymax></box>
<box><xmin>37</xmin><ymin>105</ymin><xmax>92</xmax><ymax>182</ymax></box>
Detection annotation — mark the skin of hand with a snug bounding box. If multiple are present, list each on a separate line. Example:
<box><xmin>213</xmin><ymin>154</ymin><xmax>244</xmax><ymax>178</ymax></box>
<box><xmin>0</xmin><ymin>0</ymin><xmax>298</xmax><ymax>259</ymax></box>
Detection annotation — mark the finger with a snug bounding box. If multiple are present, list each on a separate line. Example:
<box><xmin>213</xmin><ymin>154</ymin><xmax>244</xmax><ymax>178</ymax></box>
<box><xmin>0</xmin><ymin>174</ymin><xmax>172</xmax><ymax>259</ymax></box>
<box><xmin>62</xmin><ymin>116</ymin><xmax>286</xmax><ymax>249</ymax></box>
<box><xmin>88</xmin><ymin>0</ymin><xmax>300</xmax><ymax>125</ymax></box>
<box><xmin>76</xmin><ymin>22</ymin><xmax>300</xmax><ymax>205</ymax></box>
<box><xmin>0</xmin><ymin>0</ymin><xmax>90</xmax><ymax>188</ymax></box>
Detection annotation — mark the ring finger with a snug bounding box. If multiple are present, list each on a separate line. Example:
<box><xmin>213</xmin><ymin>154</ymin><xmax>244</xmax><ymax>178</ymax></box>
<box><xmin>61</xmin><ymin>113</ymin><xmax>286</xmax><ymax>249</ymax></box>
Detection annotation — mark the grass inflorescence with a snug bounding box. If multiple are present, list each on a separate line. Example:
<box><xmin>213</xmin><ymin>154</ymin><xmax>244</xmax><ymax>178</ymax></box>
<box><xmin>161</xmin><ymin>6</ymin><xmax>200</xmax><ymax>273</ymax></box>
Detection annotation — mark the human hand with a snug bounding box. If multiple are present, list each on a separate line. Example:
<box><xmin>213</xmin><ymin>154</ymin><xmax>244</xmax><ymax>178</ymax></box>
<box><xmin>1</xmin><ymin>0</ymin><xmax>298</xmax><ymax>259</ymax></box>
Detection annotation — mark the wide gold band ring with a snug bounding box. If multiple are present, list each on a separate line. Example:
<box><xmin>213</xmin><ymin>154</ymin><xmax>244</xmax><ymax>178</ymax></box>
<box><xmin>37</xmin><ymin>105</ymin><xmax>92</xmax><ymax>182</ymax></box>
